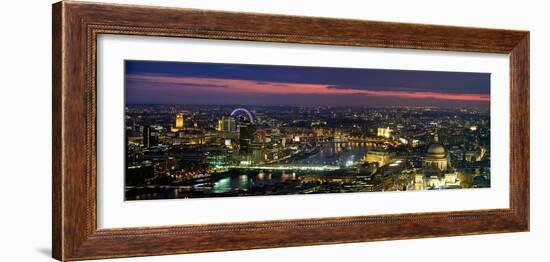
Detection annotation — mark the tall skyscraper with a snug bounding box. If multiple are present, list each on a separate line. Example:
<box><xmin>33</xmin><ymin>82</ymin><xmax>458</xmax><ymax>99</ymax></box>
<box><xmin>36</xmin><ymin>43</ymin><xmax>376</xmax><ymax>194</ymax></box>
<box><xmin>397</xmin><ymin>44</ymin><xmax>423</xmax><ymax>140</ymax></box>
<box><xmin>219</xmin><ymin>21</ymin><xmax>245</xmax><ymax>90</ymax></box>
<box><xmin>143</xmin><ymin>125</ymin><xmax>159</xmax><ymax>148</ymax></box>
<box><xmin>239</xmin><ymin>120</ymin><xmax>256</xmax><ymax>154</ymax></box>
<box><xmin>221</xmin><ymin>116</ymin><xmax>237</xmax><ymax>133</ymax></box>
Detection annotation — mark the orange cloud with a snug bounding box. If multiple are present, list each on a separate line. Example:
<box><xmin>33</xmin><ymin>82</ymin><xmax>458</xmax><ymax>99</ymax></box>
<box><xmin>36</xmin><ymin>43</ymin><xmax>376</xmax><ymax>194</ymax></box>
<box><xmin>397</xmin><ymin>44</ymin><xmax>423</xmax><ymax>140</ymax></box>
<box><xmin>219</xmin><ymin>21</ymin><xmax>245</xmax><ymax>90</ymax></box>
<box><xmin>126</xmin><ymin>74</ymin><xmax>490</xmax><ymax>102</ymax></box>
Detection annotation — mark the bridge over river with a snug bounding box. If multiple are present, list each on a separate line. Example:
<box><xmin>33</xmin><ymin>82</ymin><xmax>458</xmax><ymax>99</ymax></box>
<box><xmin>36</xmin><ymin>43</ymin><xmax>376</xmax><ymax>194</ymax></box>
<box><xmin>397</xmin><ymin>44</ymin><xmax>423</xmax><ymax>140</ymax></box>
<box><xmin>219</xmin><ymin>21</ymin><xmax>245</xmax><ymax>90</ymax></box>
<box><xmin>224</xmin><ymin>164</ymin><xmax>341</xmax><ymax>171</ymax></box>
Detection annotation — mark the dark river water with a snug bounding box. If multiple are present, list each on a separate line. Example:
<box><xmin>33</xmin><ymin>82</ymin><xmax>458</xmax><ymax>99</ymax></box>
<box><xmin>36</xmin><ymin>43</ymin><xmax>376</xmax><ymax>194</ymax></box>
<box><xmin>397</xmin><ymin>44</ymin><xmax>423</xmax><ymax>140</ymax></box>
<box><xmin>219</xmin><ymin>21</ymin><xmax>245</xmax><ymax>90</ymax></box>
<box><xmin>294</xmin><ymin>142</ymin><xmax>369</xmax><ymax>165</ymax></box>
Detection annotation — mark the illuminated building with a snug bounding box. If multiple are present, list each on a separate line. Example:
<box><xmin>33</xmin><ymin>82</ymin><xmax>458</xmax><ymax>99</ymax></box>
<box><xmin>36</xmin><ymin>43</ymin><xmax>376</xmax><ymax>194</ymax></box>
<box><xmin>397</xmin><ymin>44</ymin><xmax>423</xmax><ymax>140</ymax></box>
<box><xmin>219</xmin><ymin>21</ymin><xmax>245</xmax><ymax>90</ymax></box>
<box><xmin>171</xmin><ymin>113</ymin><xmax>185</xmax><ymax>132</ymax></box>
<box><xmin>364</xmin><ymin>150</ymin><xmax>391</xmax><ymax>167</ymax></box>
<box><xmin>413</xmin><ymin>173</ymin><xmax>424</xmax><ymax>191</ymax></box>
<box><xmin>424</xmin><ymin>135</ymin><xmax>449</xmax><ymax>171</ymax></box>
<box><xmin>426</xmin><ymin>175</ymin><xmax>444</xmax><ymax>188</ymax></box>
<box><xmin>142</xmin><ymin>125</ymin><xmax>158</xmax><ymax>148</ymax></box>
<box><xmin>203</xmin><ymin>130</ymin><xmax>218</xmax><ymax>144</ymax></box>
<box><xmin>216</xmin><ymin>119</ymin><xmax>223</xmax><ymax>131</ymax></box>
<box><xmin>176</xmin><ymin>113</ymin><xmax>184</xmax><ymax>128</ymax></box>
<box><xmin>444</xmin><ymin>172</ymin><xmax>459</xmax><ymax>185</ymax></box>
<box><xmin>221</xmin><ymin>116</ymin><xmax>237</xmax><ymax>133</ymax></box>
<box><xmin>377</xmin><ymin>127</ymin><xmax>392</xmax><ymax>138</ymax></box>
<box><xmin>206</xmin><ymin>148</ymin><xmax>230</xmax><ymax>167</ymax></box>
<box><xmin>417</xmin><ymin>171</ymin><xmax>460</xmax><ymax>190</ymax></box>
<box><xmin>175</xmin><ymin>130</ymin><xmax>205</xmax><ymax>145</ymax></box>
<box><xmin>239</xmin><ymin>154</ymin><xmax>252</xmax><ymax>166</ymax></box>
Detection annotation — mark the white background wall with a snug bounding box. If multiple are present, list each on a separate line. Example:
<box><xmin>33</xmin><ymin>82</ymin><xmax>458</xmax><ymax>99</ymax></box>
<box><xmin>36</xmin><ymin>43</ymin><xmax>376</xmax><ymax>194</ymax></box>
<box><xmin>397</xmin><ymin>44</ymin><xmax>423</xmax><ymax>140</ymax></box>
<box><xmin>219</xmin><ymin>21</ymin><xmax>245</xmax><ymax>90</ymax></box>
<box><xmin>0</xmin><ymin>0</ymin><xmax>547</xmax><ymax>261</ymax></box>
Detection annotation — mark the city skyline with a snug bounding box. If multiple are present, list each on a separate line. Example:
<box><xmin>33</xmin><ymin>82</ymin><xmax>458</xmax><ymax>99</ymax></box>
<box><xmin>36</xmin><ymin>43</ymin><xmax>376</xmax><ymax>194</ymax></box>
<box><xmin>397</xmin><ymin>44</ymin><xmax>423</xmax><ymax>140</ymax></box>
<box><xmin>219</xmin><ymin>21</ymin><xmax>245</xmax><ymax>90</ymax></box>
<box><xmin>124</xmin><ymin>60</ymin><xmax>491</xmax><ymax>200</ymax></box>
<box><xmin>125</xmin><ymin>60</ymin><xmax>490</xmax><ymax>108</ymax></box>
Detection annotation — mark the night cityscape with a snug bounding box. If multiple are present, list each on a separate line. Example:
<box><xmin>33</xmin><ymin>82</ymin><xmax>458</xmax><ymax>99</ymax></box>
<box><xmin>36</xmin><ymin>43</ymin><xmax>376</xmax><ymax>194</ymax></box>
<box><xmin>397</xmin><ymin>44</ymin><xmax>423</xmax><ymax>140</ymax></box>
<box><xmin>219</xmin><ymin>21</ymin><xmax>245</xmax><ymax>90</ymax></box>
<box><xmin>124</xmin><ymin>61</ymin><xmax>491</xmax><ymax>200</ymax></box>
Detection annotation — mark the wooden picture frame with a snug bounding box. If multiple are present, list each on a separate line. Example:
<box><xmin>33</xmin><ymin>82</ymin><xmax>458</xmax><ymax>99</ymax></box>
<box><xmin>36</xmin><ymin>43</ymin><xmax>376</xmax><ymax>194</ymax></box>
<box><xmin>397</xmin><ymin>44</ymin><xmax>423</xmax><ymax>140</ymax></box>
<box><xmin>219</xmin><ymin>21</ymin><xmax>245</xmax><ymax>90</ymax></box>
<box><xmin>52</xmin><ymin>1</ymin><xmax>529</xmax><ymax>261</ymax></box>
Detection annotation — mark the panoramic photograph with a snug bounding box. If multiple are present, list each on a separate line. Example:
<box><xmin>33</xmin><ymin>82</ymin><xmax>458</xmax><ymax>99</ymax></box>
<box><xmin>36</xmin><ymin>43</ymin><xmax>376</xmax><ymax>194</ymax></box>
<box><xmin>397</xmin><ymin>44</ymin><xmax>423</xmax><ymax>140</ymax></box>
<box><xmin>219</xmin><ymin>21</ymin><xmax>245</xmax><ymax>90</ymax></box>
<box><xmin>124</xmin><ymin>60</ymin><xmax>491</xmax><ymax>201</ymax></box>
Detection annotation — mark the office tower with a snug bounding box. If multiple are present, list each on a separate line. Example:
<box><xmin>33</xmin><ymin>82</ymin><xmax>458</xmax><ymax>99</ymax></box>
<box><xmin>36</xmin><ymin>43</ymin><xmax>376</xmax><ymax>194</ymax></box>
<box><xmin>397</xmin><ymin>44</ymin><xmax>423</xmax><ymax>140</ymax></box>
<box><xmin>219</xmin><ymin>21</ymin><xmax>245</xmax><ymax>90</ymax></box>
<box><xmin>143</xmin><ymin>125</ymin><xmax>159</xmax><ymax>148</ymax></box>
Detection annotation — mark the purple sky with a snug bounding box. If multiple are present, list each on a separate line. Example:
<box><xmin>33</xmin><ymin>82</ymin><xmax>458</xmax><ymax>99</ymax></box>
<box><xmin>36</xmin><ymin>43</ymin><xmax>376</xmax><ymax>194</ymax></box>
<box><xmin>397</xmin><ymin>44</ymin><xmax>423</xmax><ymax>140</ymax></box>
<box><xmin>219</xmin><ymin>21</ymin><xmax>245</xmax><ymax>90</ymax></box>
<box><xmin>125</xmin><ymin>60</ymin><xmax>491</xmax><ymax>108</ymax></box>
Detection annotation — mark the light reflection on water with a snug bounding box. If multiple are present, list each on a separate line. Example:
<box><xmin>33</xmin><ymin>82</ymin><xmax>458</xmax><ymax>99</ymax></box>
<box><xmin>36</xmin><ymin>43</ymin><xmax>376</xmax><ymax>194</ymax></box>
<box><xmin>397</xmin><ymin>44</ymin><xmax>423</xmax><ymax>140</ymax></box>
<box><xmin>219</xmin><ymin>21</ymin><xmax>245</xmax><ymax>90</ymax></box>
<box><xmin>213</xmin><ymin>177</ymin><xmax>232</xmax><ymax>193</ymax></box>
<box><xmin>127</xmin><ymin>144</ymin><xmax>371</xmax><ymax>199</ymax></box>
<box><xmin>208</xmin><ymin>144</ymin><xmax>369</xmax><ymax>194</ymax></box>
<box><xmin>211</xmin><ymin>171</ymin><xmax>282</xmax><ymax>194</ymax></box>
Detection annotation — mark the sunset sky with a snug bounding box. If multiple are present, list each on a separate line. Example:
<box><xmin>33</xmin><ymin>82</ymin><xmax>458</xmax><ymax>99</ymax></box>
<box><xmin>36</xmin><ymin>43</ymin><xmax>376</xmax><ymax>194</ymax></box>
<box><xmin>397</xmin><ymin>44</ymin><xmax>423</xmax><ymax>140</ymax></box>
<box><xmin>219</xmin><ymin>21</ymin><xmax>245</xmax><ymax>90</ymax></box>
<box><xmin>125</xmin><ymin>60</ymin><xmax>490</xmax><ymax>108</ymax></box>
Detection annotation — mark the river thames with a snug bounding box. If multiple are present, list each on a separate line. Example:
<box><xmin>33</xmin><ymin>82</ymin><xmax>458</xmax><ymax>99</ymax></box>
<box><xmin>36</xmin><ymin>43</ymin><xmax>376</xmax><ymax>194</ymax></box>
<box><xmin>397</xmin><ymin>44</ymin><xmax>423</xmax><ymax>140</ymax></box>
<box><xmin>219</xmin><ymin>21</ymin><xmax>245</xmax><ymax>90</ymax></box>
<box><xmin>125</xmin><ymin>143</ymin><xmax>373</xmax><ymax>200</ymax></box>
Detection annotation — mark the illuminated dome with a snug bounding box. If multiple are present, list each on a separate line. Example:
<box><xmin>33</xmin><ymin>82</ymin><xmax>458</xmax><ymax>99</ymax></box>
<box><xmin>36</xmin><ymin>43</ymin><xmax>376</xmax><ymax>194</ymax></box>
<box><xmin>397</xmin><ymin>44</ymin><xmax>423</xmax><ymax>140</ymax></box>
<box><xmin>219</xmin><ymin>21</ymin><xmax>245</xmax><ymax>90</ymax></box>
<box><xmin>427</xmin><ymin>144</ymin><xmax>446</xmax><ymax>157</ymax></box>
<box><xmin>424</xmin><ymin>143</ymin><xmax>448</xmax><ymax>171</ymax></box>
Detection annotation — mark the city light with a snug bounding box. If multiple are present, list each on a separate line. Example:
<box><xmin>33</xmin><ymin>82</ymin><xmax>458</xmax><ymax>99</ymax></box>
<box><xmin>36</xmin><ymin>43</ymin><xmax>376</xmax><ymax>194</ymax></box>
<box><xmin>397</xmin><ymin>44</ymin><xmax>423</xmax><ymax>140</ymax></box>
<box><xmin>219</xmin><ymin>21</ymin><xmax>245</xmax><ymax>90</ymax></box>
<box><xmin>126</xmin><ymin>104</ymin><xmax>490</xmax><ymax>201</ymax></box>
<box><xmin>124</xmin><ymin>60</ymin><xmax>491</xmax><ymax>200</ymax></box>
